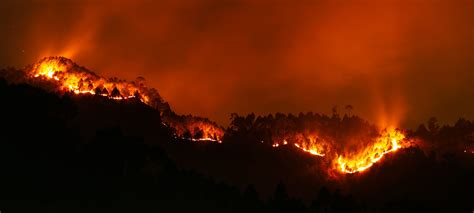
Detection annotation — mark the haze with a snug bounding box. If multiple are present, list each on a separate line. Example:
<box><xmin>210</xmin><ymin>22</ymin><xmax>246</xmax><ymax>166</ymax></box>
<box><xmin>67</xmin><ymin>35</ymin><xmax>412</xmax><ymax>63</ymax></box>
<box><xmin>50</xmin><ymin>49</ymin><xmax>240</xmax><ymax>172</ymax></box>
<box><xmin>1</xmin><ymin>0</ymin><xmax>472</xmax><ymax>128</ymax></box>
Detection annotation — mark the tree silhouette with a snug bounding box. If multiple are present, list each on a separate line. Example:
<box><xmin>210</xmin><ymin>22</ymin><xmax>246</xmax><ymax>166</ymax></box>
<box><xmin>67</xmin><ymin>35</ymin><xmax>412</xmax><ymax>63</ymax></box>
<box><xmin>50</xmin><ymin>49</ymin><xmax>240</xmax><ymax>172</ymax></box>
<box><xmin>427</xmin><ymin>117</ymin><xmax>439</xmax><ymax>134</ymax></box>
<box><xmin>0</xmin><ymin>73</ymin><xmax>473</xmax><ymax>212</ymax></box>
<box><xmin>111</xmin><ymin>87</ymin><xmax>121</xmax><ymax>97</ymax></box>
<box><xmin>345</xmin><ymin>104</ymin><xmax>353</xmax><ymax>115</ymax></box>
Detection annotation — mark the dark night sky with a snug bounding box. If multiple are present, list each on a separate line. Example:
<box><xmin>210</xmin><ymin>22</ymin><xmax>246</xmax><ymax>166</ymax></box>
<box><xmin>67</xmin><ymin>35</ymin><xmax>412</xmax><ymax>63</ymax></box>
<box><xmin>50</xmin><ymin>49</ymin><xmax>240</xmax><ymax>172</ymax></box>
<box><xmin>1</xmin><ymin>0</ymin><xmax>473</xmax><ymax>128</ymax></box>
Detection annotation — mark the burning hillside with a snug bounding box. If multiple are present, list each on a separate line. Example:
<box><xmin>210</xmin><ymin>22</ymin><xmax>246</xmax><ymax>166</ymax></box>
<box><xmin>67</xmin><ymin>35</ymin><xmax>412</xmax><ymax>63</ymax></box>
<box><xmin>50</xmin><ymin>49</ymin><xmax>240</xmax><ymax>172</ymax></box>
<box><xmin>1</xmin><ymin>56</ymin><xmax>224</xmax><ymax>142</ymax></box>
<box><xmin>29</xmin><ymin>57</ymin><xmax>157</xmax><ymax>104</ymax></box>
<box><xmin>162</xmin><ymin>112</ymin><xmax>224</xmax><ymax>143</ymax></box>
<box><xmin>227</xmin><ymin>113</ymin><xmax>416</xmax><ymax>174</ymax></box>
<box><xmin>288</xmin><ymin>129</ymin><xmax>412</xmax><ymax>174</ymax></box>
<box><xmin>272</xmin><ymin>128</ymin><xmax>408</xmax><ymax>174</ymax></box>
<box><xmin>0</xmin><ymin>56</ymin><xmax>422</xmax><ymax>175</ymax></box>
<box><xmin>335</xmin><ymin>128</ymin><xmax>407</xmax><ymax>174</ymax></box>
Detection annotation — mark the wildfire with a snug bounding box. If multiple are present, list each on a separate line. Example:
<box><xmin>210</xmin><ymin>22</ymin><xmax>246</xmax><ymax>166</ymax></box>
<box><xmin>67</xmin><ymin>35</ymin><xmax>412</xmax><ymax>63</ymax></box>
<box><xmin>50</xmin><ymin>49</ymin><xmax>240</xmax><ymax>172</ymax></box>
<box><xmin>293</xmin><ymin>134</ymin><xmax>328</xmax><ymax>157</ymax></box>
<box><xmin>271</xmin><ymin>132</ymin><xmax>329</xmax><ymax>157</ymax></box>
<box><xmin>336</xmin><ymin>128</ymin><xmax>406</xmax><ymax>174</ymax></box>
<box><xmin>294</xmin><ymin>143</ymin><xmax>325</xmax><ymax>157</ymax></box>
<box><xmin>270</xmin><ymin>128</ymin><xmax>408</xmax><ymax>174</ymax></box>
<box><xmin>27</xmin><ymin>56</ymin><xmax>224</xmax><ymax>143</ymax></box>
<box><xmin>163</xmin><ymin>116</ymin><xmax>224</xmax><ymax>143</ymax></box>
<box><xmin>30</xmin><ymin>57</ymin><xmax>150</xmax><ymax>103</ymax></box>
<box><xmin>15</xmin><ymin>56</ymin><xmax>412</xmax><ymax>174</ymax></box>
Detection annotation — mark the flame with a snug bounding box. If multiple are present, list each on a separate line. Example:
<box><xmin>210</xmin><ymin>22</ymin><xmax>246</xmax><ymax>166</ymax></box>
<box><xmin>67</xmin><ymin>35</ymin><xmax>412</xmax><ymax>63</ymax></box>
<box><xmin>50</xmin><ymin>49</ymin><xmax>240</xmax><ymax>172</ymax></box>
<box><xmin>33</xmin><ymin>58</ymin><xmax>66</xmax><ymax>78</ymax></box>
<box><xmin>271</xmin><ymin>133</ymin><xmax>329</xmax><ymax>157</ymax></box>
<box><xmin>28</xmin><ymin>56</ymin><xmax>223</xmax><ymax>143</ymax></box>
<box><xmin>164</xmin><ymin>117</ymin><xmax>224</xmax><ymax>143</ymax></box>
<box><xmin>292</xmin><ymin>134</ymin><xmax>327</xmax><ymax>157</ymax></box>
<box><xmin>270</xmin><ymin>128</ymin><xmax>409</xmax><ymax>174</ymax></box>
<box><xmin>294</xmin><ymin>143</ymin><xmax>325</xmax><ymax>157</ymax></box>
<box><xmin>22</xmin><ymin>56</ymin><xmax>412</xmax><ymax>173</ymax></box>
<box><xmin>336</xmin><ymin>128</ymin><xmax>405</xmax><ymax>174</ymax></box>
<box><xmin>30</xmin><ymin>57</ymin><xmax>150</xmax><ymax>103</ymax></box>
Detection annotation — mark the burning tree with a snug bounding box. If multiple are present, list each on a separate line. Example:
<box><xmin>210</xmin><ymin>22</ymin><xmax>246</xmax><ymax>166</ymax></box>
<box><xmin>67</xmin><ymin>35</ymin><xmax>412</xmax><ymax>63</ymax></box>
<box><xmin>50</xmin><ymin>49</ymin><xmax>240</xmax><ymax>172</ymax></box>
<box><xmin>2</xmin><ymin>56</ymin><xmax>224</xmax><ymax>143</ymax></box>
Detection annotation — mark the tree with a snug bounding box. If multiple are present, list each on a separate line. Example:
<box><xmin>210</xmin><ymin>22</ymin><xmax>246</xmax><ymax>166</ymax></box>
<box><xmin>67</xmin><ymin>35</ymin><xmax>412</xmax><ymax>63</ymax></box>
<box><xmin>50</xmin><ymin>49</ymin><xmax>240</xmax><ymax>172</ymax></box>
<box><xmin>274</xmin><ymin>182</ymin><xmax>288</xmax><ymax>202</ymax></box>
<box><xmin>271</xmin><ymin>182</ymin><xmax>290</xmax><ymax>213</ymax></box>
<box><xmin>416</xmin><ymin>124</ymin><xmax>429</xmax><ymax>138</ymax></box>
<box><xmin>242</xmin><ymin>184</ymin><xmax>261</xmax><ymax>211</ymax></box>
<box><xmin>102</xmin><ymin>88</ymin><xmax>109</xmax><ymax>96</ymax></box>
<box><xmin>311</xmin><ymin>186</ymin><xmax>331</xmax><ymax>213</ymax></box>
<box><xmin>332</xmin><ymin>106</ymin><xmax>338</xmax><ymax>116</ymax></box>
<box><xmin>427</xmin><ymin>117</ymin><xmax>439</xmax><ymax>134</ymax></box>
<box><xmin>345</xmin><ymin>104</ymin><xmax>353</xmax><ymax>115</ymax></box>
<box><xmin>94</xmin><ymin>86</ymin><xmax>102</xmax><ymax>95</ymax></box>
<box><xmin>133</xmin><ymin>90</ymin><xmax>141</xmax><ymax>100</ymax></box>
<box><xmin>332</xmin><ymin>106</ymin><xmax>340</xmax><ymax>120</ymax></box>
<box><xmin>111</xmin><ymin>87</ymin><xmax>121</xmax><ymax>98</ymax></box>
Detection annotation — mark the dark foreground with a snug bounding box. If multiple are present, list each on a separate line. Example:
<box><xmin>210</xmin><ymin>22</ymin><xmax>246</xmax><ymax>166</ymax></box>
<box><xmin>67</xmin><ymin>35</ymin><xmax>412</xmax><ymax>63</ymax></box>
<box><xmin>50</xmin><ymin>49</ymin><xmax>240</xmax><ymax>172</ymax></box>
<box><xmin>0</xmin><ymin>79</ymin><xmax>472</xmax><ymax>212</ymax></box>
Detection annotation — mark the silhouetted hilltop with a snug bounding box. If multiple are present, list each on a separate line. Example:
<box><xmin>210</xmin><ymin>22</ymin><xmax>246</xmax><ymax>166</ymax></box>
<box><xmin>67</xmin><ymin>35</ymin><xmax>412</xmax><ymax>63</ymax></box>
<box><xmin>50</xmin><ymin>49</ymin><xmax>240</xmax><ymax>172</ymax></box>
<box><xmin>0</xmin><ymin>77</ymin><xmax>472</xmax><ymax>212</ymax></box>
<box><xmin>0</xmin><ymin>79</ymin><xmax>259</xmax><ymax>213</ymax></box>
<box><xmin>0</xmin><ymin>57</ymin><xmax>224</xmax><ymax>142</ymax></box>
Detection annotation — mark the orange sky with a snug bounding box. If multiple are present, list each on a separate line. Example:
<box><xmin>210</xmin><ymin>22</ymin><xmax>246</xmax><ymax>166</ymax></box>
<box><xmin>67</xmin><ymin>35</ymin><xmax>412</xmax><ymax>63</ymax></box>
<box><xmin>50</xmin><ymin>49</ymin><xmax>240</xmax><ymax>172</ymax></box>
<box><xmin>1</xmin><ymin>0</ymin><xmax>473</xmax><ymax>128</ymax></box>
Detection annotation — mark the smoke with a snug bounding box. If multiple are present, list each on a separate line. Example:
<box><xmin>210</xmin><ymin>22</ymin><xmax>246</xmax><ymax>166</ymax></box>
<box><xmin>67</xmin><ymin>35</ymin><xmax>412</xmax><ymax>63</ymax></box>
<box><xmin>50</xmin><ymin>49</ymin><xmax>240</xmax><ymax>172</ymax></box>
<box><xmin>2</xmin><ymin>56</ymin><xmax>470</xmax><ymax>175</ymax></box>
<box><xmin>1</xmin><ymin>0</ymin><xmax>473</xmax><ymax>128</ymax></box>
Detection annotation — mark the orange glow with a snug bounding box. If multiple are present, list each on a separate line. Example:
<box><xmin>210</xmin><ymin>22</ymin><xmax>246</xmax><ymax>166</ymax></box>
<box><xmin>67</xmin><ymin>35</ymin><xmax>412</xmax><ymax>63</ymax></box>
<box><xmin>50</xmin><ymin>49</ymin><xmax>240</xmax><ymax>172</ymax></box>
<box><xmin>30</xmin><ymin>57</ymin><xmax>150</xmax><ymax>103</ymax></box>
<box><xmin>336</xmin><ymin>128</ymin><xmax>406</xmax><ymax>174</ymax></box>
<box><xmin>28</xmin><ymin>56</ymin><xmax>223</xmax><ymax>143</ymax></box>
<box><xmin>271</xmin><ymin>133</ymin><xmax>329</xmax><ymax>157</ymax></box>
<box><xmin>2</xmin><ymin>0</ymin><xmax>472</xmax><ymax>129</ymax></box>
<box><xmin>270</xmin><ymin>128</ymin><xmax>409</xmax><ymax>174</ymax></box>
<box><xmin>163</xmin><ymin>117</ymin><xmax>224</xmax><ymax>143</ymax></box>
<box><xmin>25</xmin><ymin>56</ymin><xmax>412</xmax><ymax>173</ymax></box>
<box><xmin>292</xmin><ymin>134</ymin><xmax>327</xmax><ymax>157</ymax></box>
<box><xmin>294</xmin><ymin>143</ymin><xmax>325</xmax><ymax>157</ymax></box>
